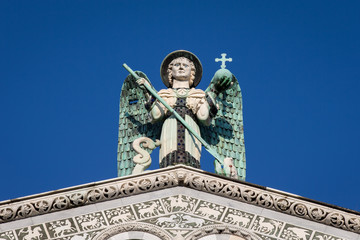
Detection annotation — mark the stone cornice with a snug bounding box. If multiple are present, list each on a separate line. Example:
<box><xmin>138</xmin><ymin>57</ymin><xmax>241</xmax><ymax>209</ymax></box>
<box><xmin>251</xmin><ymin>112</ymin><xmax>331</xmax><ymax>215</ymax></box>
<box><xmin>1</xmin><ymin>165</ymin><xmax>359</xmax><ymax>234</ymax></box>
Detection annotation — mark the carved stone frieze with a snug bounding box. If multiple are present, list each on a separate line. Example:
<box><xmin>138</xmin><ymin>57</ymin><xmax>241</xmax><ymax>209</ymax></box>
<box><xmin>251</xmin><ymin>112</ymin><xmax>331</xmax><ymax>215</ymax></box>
<box><xmin>0</xmin><ymin>193</ymin><xmax>352</xmax><ymax>240</ymax></box>
<box><xmin>0</xmin><ymin>169</ymin><xmax>178</xmax><ymax>224</ymax></box>
<box><xmin>182</xmin><ymin>170</ymin><xmax>360</xmax><ymax>234</ymax></box>
<box><xmin>0</xmin><ymin>165</ymin><xmax>359</xmax><ymax>235</ymax></box>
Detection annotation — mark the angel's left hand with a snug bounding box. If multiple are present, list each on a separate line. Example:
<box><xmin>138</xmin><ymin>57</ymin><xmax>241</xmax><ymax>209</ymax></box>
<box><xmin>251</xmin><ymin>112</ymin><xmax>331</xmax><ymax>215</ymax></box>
<box><xmin>214</xmin><ymin>69</ymin><xmax>233</xmax><ymax>92</ymax></box>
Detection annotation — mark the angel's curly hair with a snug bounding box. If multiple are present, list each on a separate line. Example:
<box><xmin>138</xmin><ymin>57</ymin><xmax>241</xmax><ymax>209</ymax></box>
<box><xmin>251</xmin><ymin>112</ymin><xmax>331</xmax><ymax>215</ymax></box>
<box><xmin>167</xmin><ymin>57</ymin><xmax>196</xmax><ymax>87</ymax></box>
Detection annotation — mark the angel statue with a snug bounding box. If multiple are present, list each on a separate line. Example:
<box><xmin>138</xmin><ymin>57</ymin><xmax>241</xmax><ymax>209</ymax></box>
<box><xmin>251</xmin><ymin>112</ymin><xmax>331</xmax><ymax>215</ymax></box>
<box><xmin>117</xmin><ymin>50</ymin><xmax>246</xmax><ymax>180</ymax></box>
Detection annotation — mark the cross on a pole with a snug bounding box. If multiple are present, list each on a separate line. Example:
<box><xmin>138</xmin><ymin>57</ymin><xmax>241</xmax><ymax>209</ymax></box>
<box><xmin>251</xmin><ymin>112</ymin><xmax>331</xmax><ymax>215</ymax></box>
<box><xmin>215</xmin><ymin>53</ymin><xmax>232</xmax><ymax>69</ymax></box>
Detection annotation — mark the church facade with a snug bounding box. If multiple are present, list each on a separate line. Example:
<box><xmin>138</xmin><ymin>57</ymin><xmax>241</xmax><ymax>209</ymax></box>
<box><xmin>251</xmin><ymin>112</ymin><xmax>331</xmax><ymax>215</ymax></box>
<box><xmin>0</xmin><ymin>165</ymin><xmax>359</xmax><ymax>240</ymax></box>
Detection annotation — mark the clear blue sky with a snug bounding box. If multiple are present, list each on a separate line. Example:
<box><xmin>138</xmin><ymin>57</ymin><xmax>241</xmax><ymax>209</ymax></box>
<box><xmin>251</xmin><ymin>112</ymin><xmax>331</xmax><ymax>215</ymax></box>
<box><xmin>1</xmin><ymin>1</ymin><xmax>359</xmax><ymax>211</ymax></box>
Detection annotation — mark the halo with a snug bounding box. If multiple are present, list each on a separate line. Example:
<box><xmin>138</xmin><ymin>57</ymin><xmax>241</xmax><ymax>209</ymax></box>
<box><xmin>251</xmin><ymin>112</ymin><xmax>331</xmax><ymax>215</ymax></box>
<box><xmin>160</xmin><ymin>50</ymin><xmax>203</xmax><ymax>88</ymax></box>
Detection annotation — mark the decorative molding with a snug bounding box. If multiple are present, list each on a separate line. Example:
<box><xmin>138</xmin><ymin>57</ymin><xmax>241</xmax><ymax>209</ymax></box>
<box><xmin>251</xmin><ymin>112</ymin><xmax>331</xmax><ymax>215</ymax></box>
<box><xmin>0</xmin><ymin>168</ymin><xmax>178</xmax><ymax>223</ymax></box>
<box><xmin>93</xmin><ymin>222</ymin><xmax>172</xmax><ymax>240</ymax></box>
<box><xmin>0</xmin><ymin>194</ymin><xmax>348</xmax><ymax>240</ymax></box>
<box><xmin>182</xmin><ymin>171</ymin><xmax>360</xmax><ymax>234</ymax></box>
<box><xmin>0</xmin><ymin>165</ymin><xmax>359</xmax><ymax>235</ymax></box>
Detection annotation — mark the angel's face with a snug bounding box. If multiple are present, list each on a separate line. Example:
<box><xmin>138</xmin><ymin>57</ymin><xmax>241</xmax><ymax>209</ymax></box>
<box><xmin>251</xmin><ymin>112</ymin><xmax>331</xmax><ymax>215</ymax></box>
<box><xmin>171</xmin><ymin>58</ymin><xmax>192</xmax><ymax>82</ymax></box>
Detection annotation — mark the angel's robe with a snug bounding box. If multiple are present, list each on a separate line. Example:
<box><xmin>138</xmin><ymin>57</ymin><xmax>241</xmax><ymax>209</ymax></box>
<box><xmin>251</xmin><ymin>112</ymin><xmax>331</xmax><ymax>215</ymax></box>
<box><xmin>149</xmin><ymin>88</ymin><xmax>213</xmax><ymax>168</ymax></box>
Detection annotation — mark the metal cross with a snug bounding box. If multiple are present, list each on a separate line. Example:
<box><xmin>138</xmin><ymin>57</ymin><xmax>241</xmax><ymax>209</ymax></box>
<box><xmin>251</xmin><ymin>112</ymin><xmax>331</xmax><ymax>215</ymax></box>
<box><xmin>215</xmin><ymin>53</ymin><xmax>232</xmax><ymax>69</ymax></box>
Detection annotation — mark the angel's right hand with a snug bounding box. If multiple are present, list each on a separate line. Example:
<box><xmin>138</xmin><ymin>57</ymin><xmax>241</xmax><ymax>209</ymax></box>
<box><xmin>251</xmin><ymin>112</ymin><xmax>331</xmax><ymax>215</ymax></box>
<box><xmin>136</xmin><ymin>78</ymin><xmax>148</xmax><ymax>89</ymax></box>
<box><xmin>136</xmin><ymin>78</ymin><xmax>152</xmax><ymax>100</ymax></box>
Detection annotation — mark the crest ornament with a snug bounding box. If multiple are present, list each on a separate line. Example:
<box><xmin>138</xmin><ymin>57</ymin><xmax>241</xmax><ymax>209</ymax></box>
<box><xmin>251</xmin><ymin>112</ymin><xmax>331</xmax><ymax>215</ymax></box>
<box><xmin>215</xmin><ymin>53</ymin><xmax>232</xmax><ymax>69</ymax></box>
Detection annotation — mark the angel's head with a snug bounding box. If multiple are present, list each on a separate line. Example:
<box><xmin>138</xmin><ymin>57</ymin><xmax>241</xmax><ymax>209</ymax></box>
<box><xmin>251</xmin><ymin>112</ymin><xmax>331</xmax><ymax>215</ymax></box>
<box><xmin>160</xmin><ymin>50</ymin><xmax>202</xmax><ymax>88</ymax></box>
<box><xmin>167</xmin><ymin>57</ymin><xmax>196</xmax><ymax>87</ymax></box>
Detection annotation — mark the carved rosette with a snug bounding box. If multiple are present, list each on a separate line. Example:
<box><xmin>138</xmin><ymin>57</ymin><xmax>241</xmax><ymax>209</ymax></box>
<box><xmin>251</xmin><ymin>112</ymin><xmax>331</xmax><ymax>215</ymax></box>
<box><xmin>346</xmin><ymin>217</ymin><xmax>360</xmax><ymax>232</ymax></box>
<box><xmin>274</xmin><ymin>198</ymin><xmax>291</xmax><ymax>211</ymax></box>
<box><xmin>69</xmin><ymin>192</ymin><xmax>86</xmax><ymax>206</ymax></box>
<box><xmin>310</xmin><ymin>208</ymin><xmax>327</xmax><ymax>221</ymax></box>
<box><xmin>291</xmin><ymin>203</ymin><xmax>309</xmax><ymax>218</ymax></box>
<box><xmin>52</xmin><ymin>196</ymin><xmax>70</xmax><ymax>210</ymax></box>
<box><xmin>256</xmin><ymin>193</ymin><xmax>273</xmax><ymax>208</ymax></box>
<box><xmin>33</xmin><ymin>200</ymin><xmax>52</xmax><ymax>214</ymax></box>
<box><xmin>219</xmin><ymin>184</ymin><xmax>242</xmax><ymax>198</ymax></box>
<box><xmin>0</xmin><ymin>207</ymin><xmax>15</xmax><ymax>221</ymax></box>
<box><xmin>17</xmin><ymin>203</ymin><xmax>35</xmax><ymax>218</ymax></box>
<box><xmin>242</xmin><ymin>189</ymin><xmax>258</xmax><ymax>203</ymax></box>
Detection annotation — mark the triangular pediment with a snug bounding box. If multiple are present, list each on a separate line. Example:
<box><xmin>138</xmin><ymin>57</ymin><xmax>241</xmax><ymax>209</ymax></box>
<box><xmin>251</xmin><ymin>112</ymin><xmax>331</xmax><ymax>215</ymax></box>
<box><xmin>0</xmin><ymin>166</ymin><xmax>359</xmax><ymax>240</ymax></box>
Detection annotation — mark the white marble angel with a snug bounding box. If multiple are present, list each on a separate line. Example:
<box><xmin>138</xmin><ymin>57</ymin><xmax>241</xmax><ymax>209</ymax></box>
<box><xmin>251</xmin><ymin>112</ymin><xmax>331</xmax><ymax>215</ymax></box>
<box><xmin>117</xmin><ymin>50</ymin><xmax>246</xmax><ymax>180</ymax></box>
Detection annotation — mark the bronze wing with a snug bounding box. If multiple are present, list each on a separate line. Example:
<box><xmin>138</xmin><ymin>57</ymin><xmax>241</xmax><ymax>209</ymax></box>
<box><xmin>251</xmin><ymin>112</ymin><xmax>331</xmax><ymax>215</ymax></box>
<box><xmin>200</xmin><ymin>74</ymin><xmax>246</xmax><ymax>180</ymax></box>
<box><xmin>117</xmin><ymin>71</ymin><xmax>162</xmax><ymax>177</ymax></box>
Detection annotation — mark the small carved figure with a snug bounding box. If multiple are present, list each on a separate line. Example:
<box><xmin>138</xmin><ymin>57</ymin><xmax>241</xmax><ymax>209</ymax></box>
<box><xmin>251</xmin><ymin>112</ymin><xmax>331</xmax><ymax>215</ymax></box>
<box><xmin>227</xmin><ymin>213</ymin><xmax>250</xmax><ymax>227</ymax></box>
<box><xmin>287</xmin><ymin>227</ymin><xmax>310</xmax><ymax>240</ymax></box>
<box><xmin>196</xmin><ymin>206</ymin><xmax>221</xmax><ymax>219</ymax></box>
<box><xmin>182</xmin><ymin>215</ymin><xmax>205</xmax><ymax>227</ymax></box>
<box><xmin>138</xmin><ymin>201</ymin><xmax>160</xmax><ymax>218</ymax></box>
<box><xmin>109</xmin><ymin>212</ymin><xmax>132</xmax><ymax>224</ymax></box>
<box><xmin>118</xmin><ymin>50</ymin><xmax>246</xmax><ymax>180</ymax></box>
<box><xmin>80</xmin><ymin>218</ymin><xmax>100</xmax><ymax>230</ymax></box>
<box><xmin>20</xmin><ymin>227</ymin><xmax>43</xmax><ymax>240</ymax></box>
<box><xmin>167</xmin><ymin>195</ymin><xmax>190</xmax><ymax>212</ymax></box>
<box><xmin>155</xmin><ymin>215</ymin><xmax>177</xmax><ymax>225</ymax></box>
<box><xmin>52</xmin><ymin>219</ymin><xmax>76</xmax><ymax>237</ymax></box>
<box><xmin>255</xmin><ymin>217</ymin><xmax>276</xmax><ymax>234</ymax></box>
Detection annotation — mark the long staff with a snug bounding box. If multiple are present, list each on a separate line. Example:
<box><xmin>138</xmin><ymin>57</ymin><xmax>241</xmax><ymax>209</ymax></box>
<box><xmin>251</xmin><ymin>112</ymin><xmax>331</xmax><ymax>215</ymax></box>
<box><xmin>123</xmin><ymin>63</ymin><xmax>224</xmax><ymax>166</ymax></box>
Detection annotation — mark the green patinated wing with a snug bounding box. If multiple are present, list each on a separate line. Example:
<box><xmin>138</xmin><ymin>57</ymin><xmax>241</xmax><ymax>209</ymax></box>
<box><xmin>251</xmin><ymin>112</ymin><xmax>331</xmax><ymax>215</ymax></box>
<box><xmin>201</xmin><ymin>74</ymin><xmax>246</xmax><ymax>180</ymax></box>
<box><xmin>117</xmin><ymin>71</ymin><xmax>162</xmax><ymax>177</ymax></box>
